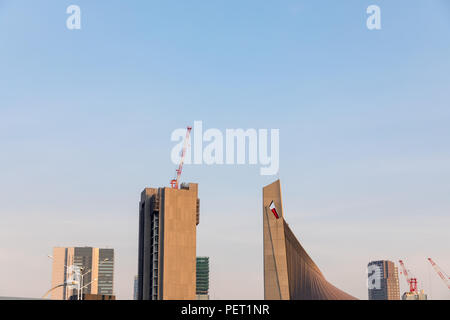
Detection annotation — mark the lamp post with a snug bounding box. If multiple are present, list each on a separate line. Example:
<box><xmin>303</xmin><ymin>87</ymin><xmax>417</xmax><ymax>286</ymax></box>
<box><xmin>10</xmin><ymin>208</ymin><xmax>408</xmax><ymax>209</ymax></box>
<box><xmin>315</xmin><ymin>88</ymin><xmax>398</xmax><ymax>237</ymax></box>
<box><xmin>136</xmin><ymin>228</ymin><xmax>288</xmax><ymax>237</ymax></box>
<box><xmin>78</xmin><ymin>278</ymin><xmax>98</xmax><ymax>299</ymax></box>
<box><xmin>47</xmin><ymin>254</ymin><xmax>111</xmax><ymax>300</ymax></box>
<box><xmin>47</xmin><ymin>255</ymin><xmax>80</xmax><ymax>300</ymax></box>
<box><xmin>42</xmin><ymin>280</ymin><xmax>79</xmax><ymax>299</ymax></box>
<box><xmin>79</xmin><ymin>258</ymin><xmax>110</xmax><ymax>300</ymax></box>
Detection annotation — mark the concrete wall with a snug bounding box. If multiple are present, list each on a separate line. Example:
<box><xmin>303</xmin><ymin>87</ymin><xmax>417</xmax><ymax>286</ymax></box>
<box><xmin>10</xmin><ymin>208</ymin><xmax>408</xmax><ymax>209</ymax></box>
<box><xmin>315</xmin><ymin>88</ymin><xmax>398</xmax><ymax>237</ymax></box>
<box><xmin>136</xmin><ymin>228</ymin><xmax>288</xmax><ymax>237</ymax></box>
<box><xmin>263</xmin><ymin>180</ymin><xmax>290</xmax><ymax>300</ymax></box>
<box><xmin>160</xmin><ymin>183</ymin><xmax>198</xmax><ymax>300</ymax></box>
<box><xmin>138</xmin><ymin>184</ymin><xmax>199</xmax><ymax>300</ymax></box>
<box><xmin>263</xmin><ymin>180</ymin><xmax>357</xmax><ymax>300</ymax></box>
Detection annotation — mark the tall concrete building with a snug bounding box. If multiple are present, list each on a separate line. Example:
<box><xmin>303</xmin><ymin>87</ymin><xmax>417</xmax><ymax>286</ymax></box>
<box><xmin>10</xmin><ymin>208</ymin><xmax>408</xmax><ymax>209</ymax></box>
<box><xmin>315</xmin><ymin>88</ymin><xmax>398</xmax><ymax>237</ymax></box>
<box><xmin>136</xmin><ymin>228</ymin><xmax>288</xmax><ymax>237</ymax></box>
<box><xmin>263</xmin><ymin>180</ymin><xmax>356</xmax><ymax>300</ymax></box>
<box><xmin>368</xmin><ymin>260</ymin><xmax>400</xmax><ymax>300</ymax></box>
<box><xmin>196</xmin><ymin>257</ymin><xmax>210</xmax><ymax>300</ymax></box>
<box><xmin>137</xmin><ymin>183</ymin><xmax>200</xmax><ymax>300</ymax></box>
<box><xmin>50</xmin><ymin>247</ymin><xmax>114</xmax><ymax>300</ymax></box>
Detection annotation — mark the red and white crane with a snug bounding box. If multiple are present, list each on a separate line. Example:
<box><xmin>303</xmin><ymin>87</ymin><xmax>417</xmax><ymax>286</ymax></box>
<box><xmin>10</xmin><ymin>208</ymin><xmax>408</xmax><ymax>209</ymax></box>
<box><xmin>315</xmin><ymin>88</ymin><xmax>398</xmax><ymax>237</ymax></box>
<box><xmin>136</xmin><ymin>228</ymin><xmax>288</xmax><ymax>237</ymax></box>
<box><xmin>399</xmin><ymin>260</ymin><xmax>418</xmax><ymax>293</ymax></box>
<box><xmin>427</xmin><ymin>258</ymin><xmax>450</xmax><ymax>290</ymax></box>
<box><xmin>170</xmin><ymin>126</ymin><xmax>192</xmax><ymax>189</ymax></box>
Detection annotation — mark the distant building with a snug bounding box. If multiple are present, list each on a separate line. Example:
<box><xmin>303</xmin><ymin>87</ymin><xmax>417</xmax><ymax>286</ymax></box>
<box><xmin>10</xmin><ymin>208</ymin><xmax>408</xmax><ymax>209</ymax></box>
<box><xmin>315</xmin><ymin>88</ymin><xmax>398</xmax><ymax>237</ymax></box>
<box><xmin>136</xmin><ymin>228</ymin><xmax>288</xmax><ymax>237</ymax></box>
<box><xmin>50</xmin><ymin>247</ymin><xmax>114</xmax><ymax>300</ymax></box>
<box><xmin>402</xmin><ymin>290</ymin><xmax>428</xmax><ymax>300</ymax></box>
<box><xmin>133</xmin><ymin>275</ymin><xmax>138</xmax><ymax>300</ymax></box>
<box><xmin>196</xmin><ymin>257</ymin><xmax>210</xmax><ymax>300</ymax></box>
<box><xmin>0</xmin><ymin>297</ymin><xmax>47</xmax><ymax>300</ymax></box>
<box><xmin>137</xmin><ymin>183</ymin><xmax>200</xmax><ymax>300</ymax></box>
<box><xmin>368</xmin><ymin>260</ymin><xmax>400</xmax><ymax>300</ymax></box>
<box><xmin>69</xmin><ymin>294</ymin><xmax>116</xmax><ymax>300</ymax></box>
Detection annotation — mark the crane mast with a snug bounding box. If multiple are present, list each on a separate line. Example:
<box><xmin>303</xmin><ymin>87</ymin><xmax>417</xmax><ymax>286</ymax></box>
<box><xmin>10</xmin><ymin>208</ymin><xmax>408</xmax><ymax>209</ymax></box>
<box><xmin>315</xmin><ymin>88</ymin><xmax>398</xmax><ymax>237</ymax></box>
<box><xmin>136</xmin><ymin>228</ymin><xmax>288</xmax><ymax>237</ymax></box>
<box><xmin>399</xmin><ymin>260</ymin><xmax>418</xmax><ymax>293</ymax></box>
<box><xmin>170</xmin><ymin>126</ymin><xmax>192</xmax><ymax>189</ymax></box>
<box><xmin>427</xmin><ymin>258</ymin><xmax>450</xmax><ymax>290</ymax></box>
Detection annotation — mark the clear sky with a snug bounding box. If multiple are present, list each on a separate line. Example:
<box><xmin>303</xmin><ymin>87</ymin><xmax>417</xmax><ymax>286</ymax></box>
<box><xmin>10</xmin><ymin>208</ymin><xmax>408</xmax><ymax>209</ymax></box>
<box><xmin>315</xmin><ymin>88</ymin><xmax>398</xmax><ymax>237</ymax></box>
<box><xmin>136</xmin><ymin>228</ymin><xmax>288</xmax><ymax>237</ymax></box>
<box><xmin>1</xmin><ymin>0</ymin><xmax>449</xmax><ymax>300</ymax></box>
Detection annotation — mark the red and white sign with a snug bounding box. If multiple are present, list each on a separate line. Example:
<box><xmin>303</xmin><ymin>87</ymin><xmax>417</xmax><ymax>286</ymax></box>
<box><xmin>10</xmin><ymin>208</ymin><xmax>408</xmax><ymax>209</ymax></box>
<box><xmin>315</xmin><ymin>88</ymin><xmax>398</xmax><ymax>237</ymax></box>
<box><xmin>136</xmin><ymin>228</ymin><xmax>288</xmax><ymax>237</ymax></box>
<box><xmin>269</xmin><ymin>201</ymin><xmax>279</xmax><ymax>219</ymax></box>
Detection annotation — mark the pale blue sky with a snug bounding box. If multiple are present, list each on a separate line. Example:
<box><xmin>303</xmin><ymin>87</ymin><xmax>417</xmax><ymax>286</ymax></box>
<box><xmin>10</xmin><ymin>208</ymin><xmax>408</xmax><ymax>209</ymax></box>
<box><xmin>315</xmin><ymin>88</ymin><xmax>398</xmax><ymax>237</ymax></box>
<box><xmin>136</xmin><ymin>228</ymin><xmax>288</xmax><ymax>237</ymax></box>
<box><xmin>0</xmin><ymin>1</ymin><xmax>449</xmax><ymax>299</ymax></box>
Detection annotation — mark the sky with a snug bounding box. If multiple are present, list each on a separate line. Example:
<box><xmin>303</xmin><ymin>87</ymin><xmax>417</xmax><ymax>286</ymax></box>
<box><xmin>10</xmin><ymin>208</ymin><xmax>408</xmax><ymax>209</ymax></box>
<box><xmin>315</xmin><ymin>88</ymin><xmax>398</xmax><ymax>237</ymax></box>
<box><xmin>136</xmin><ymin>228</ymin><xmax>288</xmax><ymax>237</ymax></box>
<box><xmin>0</xmin><ymin>0</ymin><xmax>449</xmax><ymax>300</ymax></box>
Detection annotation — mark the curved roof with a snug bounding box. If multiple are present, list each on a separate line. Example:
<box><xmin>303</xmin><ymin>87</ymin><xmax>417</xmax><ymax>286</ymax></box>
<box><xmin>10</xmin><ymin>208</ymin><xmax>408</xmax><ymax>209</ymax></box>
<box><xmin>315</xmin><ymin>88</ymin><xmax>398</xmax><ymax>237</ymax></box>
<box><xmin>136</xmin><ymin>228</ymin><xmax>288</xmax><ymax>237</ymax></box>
<box><xmin>283</xmin><ymin>221</ymin><xmax>357</xmax><ymax>300</ymax></box>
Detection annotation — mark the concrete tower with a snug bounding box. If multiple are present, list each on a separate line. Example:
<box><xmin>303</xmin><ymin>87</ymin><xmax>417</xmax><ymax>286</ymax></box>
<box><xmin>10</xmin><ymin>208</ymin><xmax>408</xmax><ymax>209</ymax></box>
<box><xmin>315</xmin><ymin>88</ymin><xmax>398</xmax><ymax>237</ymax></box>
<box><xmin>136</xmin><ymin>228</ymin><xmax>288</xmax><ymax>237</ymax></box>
<box><xmin>263</xmin><ymin>180</ymin><xmax>356</xmax><ymax>300</ymax></box>
<box><xmin>137</xmin><ymin>183</ymin><xmax>200</xmax><ymax>300</ymax></box>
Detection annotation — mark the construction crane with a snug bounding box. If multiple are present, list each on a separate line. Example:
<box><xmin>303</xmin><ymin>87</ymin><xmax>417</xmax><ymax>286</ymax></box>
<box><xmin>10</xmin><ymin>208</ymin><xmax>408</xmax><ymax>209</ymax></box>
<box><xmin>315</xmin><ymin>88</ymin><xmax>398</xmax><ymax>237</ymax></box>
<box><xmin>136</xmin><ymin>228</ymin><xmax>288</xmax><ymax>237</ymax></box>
<box><xmin>427</xmin><ymin>258</ymin><xmax>450</xmax><ymax>290</ymax></box>
<box><xmin>170</xmin><ymin>126</ymin><xmax>192</xmax><ymax>189</ymax></box>
<box><xmin>399</xmin><ymin>260</ymin><xmax>418</xmax><ymax>293</ymax></box>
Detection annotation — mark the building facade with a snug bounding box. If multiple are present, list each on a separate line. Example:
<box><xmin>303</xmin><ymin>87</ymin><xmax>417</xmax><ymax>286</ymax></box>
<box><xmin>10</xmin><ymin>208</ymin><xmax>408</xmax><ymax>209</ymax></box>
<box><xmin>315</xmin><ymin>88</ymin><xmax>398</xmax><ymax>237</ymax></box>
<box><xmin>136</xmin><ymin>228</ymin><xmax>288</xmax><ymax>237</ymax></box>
<box><xmin>50</xmin><ymin>247</ymin><xmax>114</xmax><ymax>300</ymax></box>
<box><xmin>368</xmin><ymin>260</ymin><xmax>400</xmax><ymax>300</ymax></box>
<box><xmin>402</xmin><ymin>290</ymin><xmax>427</xmax><ymax>300</ymax></box>
<box><xmin>263</xmin><ymin>180</ymin><xmax>356</xmax><ymax>300</ymax></box>
<box><xmin>137</xmin><ymin>183</ymin><xmax>200</xmax><ymax>300</ymax></box>
<box><xmin>69</xmin><ymin>294</ymin><xmax>116</xmax><ymax>300</ymax></box>
<box><xmin>133</xmin><ymin>275</ymin><xmax>138</xmax><ymax>300</ymax></box>
<box><xmin>196</xmin><ymin>257</ymin><xmax>210</xmax><ymax>300</ymax></box>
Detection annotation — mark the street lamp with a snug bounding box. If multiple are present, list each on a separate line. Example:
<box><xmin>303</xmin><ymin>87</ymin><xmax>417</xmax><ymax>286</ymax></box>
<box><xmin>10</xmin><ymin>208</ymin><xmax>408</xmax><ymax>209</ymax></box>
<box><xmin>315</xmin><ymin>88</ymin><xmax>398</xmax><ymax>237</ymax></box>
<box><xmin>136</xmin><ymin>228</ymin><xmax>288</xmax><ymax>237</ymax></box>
<box><xmin>47</xmin><ymin>254</ymin><xmax>111</xmax><ymax>300</ymax></box>
<box><xmin>79</xmin><ymin>258</ymin><xmax>110</xmax><ymax>300</ymax></box>
<box><xmin>46</xmin><ymin>254</ymin><xmax>80</xmax><ymax>300</ymax></box>
<box><xmin>42</xmin><ymin>280</ymin><xmax>79</xmax><ymax>299</ymax></box>
<box><xmin>78</xmin><ymin>278</ymin><xmax>98</xmax><ymax>299</ymax></box>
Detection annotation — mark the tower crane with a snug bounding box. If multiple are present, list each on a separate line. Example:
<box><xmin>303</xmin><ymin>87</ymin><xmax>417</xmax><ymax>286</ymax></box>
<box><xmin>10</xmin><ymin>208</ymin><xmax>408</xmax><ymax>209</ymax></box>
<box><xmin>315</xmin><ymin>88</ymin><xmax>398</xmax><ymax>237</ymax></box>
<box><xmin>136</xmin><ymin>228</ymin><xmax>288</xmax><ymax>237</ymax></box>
<box><xmin>427</xmin><ymin>258</ymin><xmax>450</xmax><ymax>290</ymax></box>
<box><xmin>170</xmin><ymin>126</ymin><xmax>192</xmax><ymax>189</ymax></box>
<box><xmin>399</xmin><ymin>260</ymin><xmax>418</xmax><ymax>293</ymax></box>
